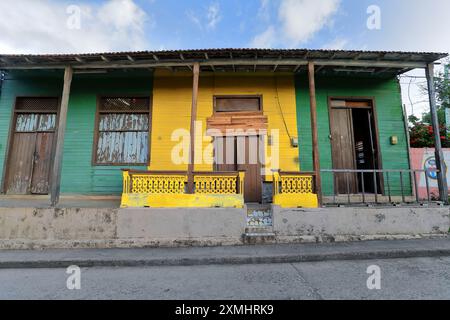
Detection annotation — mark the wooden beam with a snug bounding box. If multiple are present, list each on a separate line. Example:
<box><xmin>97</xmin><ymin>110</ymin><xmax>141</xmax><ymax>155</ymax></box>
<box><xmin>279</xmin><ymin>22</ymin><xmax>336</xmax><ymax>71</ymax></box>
<box><xmin>426</xmin><ymin>63</ymin><xmax>449</xmax><ymax>203</ymax></box>
<box><xmin>50</xmin><ymin>66</ymin><xmax>73</xmax><ymax>206</ymax></box>
<box><xmin>308</xmin><ymin>62</ymin><xmax>322</xmax><ymax>205</ymax></box>
<box><xmin>0</xmin><ymin>59</ymin><xmax>429</xmax><ymax>70</ymax></box>
<box><xmin>187</xmin><ymin>62</ymin><xmax>200</xmax><ymax>193</ymax></box>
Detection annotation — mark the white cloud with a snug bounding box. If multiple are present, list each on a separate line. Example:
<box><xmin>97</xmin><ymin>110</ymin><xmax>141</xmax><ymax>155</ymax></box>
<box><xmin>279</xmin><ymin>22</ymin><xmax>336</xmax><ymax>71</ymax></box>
<box><xmin>250</xmin><ymin>26</ymin><xmax>276</xmax><ymax>48</ymax></box>
<box><xmin>249</xmin><ymin>0</ymin><xmax>341</xmax><ymax>48</ymax></box>
<box><xmin>279</xmin><ymin>0</ymin><xmax>340</xmax><ymax>45</ymax></box>
<box><xmin>0</xmin><ymin>0</ymin><xmax>150</xmax><ymax>54</ymax></box>
<box><xmin>187</xmin><ymin>10</ymin><xmax>203</xmax><ymax>30</ymax></box>
<box><xmin>257</xmin><ymin>0</ymin><xmax>271</xmax><ymax>22</ymax></box>
<box><xmin>207</xmin><ymin>3</ymin><xmax>221</xmax><ymax>30</ymax></box>
<box><xmin>187</xmin><ymin>2</ymin><xmax>221</xmax><ymax>32</ymax></box>
<box><xmin>322</xmin><ymin>38</ymin><xmax>348</xmax><ymax>50</ymax></box>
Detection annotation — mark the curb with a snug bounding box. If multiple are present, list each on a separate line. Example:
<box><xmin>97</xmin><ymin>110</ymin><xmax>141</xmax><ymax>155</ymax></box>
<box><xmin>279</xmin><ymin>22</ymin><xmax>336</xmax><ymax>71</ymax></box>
<box><xmin>1</xmin><ymin>248</ymin><xmax>450</xmax><ymax>269</ymax></box>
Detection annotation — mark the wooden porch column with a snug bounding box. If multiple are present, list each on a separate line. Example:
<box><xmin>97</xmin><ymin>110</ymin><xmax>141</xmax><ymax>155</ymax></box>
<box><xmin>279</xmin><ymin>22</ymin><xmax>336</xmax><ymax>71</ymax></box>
<box><xmin>307</xmin><ymin>62</ymin><xmax>322</xmax><ymax>204</ymax></box>
<box><xmin>50</xmin><ymin>66</ymin><xmax>73</xmax><ymax>206</ymax></box>
<box><xmin>187</xmin><ymin>62</ymin><xmax>200</xmax><ymax>193</ymax></box>
<box><xmin>426</xmin><ymin>63</ymin><xmax>449</xmax><ymax>204</ymax></box>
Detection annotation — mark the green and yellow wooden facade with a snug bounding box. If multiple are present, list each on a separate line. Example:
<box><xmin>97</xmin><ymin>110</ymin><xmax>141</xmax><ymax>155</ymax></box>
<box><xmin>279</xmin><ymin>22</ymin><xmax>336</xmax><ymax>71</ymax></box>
<box><xmin>1</xmin><ymin>48</ymin><xmax>436</xmax><ymax>208</ymax></box>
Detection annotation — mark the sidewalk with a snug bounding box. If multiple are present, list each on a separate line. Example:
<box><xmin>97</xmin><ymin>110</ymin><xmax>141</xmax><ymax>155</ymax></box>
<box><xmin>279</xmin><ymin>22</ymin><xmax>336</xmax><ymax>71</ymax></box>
<box><xmin>0</xmin><ymin>238</ymin><xmax>449</xmax><ymax>269</ymax></box>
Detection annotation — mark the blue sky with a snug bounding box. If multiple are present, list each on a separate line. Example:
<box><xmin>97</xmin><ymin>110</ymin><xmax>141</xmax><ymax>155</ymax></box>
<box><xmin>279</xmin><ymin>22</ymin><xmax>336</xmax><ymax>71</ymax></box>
<box><xmin>1</xmin><ymin>0</ymin><xmax>449</xmax><ymax>116</ymax></box>
<box><xmin>2</xmin><ymin>0</ymin><xmax>450</xmax><ymax>54</ymax></box>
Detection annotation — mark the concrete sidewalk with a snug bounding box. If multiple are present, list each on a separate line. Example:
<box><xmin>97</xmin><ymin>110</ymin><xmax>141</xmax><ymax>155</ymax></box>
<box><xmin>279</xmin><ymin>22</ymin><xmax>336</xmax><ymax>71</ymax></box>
<box><xmin>0</xmin><ymin>238</ymin><xmax>449</xmax><ymax>269</ymax></box>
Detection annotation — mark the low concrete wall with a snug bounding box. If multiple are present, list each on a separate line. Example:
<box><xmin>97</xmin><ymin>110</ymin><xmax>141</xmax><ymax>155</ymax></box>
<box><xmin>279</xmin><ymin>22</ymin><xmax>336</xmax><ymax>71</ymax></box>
<box><xmin>273</xmin><ymin>206</ymin><xmax>450</xmax><ymax>242</ymax></box>
<box><xmin>0</xmin><ymin>207</ymin><xmax>246</xmax><ymax>249</ymax></box>
<box><xmin>117</xmin><ymin>208</ymin><xmax>246</xmax><ymax>246</ymax></box>
<box><xmin>0</xmin><ymin>206</ymin><xmax>448</xmax><ymax>249</ymax></box>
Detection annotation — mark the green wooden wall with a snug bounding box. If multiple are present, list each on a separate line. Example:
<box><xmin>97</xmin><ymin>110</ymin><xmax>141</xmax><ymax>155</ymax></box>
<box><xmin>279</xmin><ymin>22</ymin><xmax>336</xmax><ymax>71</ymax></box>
<box><xmin>0</xmin><ymin>70</ymin><xmax>152</xmax><ymax>195</ymax></box>
<box><xmin>0</xmin><ymin>71</ymin><xmax>63</xmax><ymax>192</ymax></box>
<box><xmin>295</xmin><ymin>75</ymin><xmax>411</xmax><ymax>196</ymax></box>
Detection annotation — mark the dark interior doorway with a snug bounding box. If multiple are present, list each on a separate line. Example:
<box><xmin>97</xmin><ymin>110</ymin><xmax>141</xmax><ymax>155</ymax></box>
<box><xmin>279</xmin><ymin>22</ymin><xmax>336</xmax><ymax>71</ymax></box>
<box><xmin>329</xmin><ymin>99</ymin><xmax>382</xmax><ymax>195</ymax></box>
<box><xmin>351</xmin><ymin>108</ymin><xmax>381</xmax><ymax>194</ymax></box>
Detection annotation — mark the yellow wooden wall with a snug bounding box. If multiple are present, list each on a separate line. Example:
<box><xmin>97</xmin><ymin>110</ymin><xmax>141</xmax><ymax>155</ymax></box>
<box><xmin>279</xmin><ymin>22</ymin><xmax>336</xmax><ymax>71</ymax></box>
<box><xmin>149</xmin><ymin>70</ymin><xmax>299</xmax><ymax>180</ymax></box>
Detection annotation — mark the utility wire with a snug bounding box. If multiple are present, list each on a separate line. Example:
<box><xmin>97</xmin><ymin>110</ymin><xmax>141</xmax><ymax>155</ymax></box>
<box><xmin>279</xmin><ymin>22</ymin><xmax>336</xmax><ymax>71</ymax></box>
<box><xmin>274</xmin><ymin>76</ymin><xmax>293</xmax><ymax>140</ymax></box>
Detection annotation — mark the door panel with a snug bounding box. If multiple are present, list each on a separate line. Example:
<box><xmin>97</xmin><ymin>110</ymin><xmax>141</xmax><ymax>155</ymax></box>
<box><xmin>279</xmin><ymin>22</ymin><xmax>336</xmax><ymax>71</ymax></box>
<box><xmin>6</xmin><ymin>133</ymin><xmax>37</xmax><ymax>194</ymax></box>
<box><xmin>330</xmin><ymin>108</ymin><xmax>358</xmax><ymax>194</ymax></box>
<box><xmin>5</xmin><ymin>109</ymin><xmax>57</xmax><ymax>195</ymax></box>
<box><xmin>215</xmin><ymin>135</ymin><xmax>262</xmax><ymax>203</ymax></box>
<box><xmin>237</xmin><ymin>136</ymin><xmax>262</xmax><ymax>203</ymax></box>
<box><xmin>31</xmin><ymin>132</ymin><xmax>55</xmax><ymax>194</ymax></box>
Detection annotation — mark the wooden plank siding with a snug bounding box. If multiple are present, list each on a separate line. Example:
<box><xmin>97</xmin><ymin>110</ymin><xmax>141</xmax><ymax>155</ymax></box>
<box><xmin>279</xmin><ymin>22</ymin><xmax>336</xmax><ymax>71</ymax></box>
<box><xmin>0</xmin><ymin>71</ymin><xmax>63</xmax><ymax>193</ymax></box>
<box><xmin>61</xmin><ymin>72</ymin><xmax>152</xmax><ymax>194</ymax></box>
<box><xmin>149</xmin><ymin>70</ymin><xmax>299</xmax><ymax>179</ymax></box>
<box><xmin>295</xmin><ymin>75</ymin><xmax>411</xmax><ymax>196</ymax></box>
<box><xmin>0</xmin><ymin>70</ymin><xmax>152</xmax><ymax>195</ymax></box>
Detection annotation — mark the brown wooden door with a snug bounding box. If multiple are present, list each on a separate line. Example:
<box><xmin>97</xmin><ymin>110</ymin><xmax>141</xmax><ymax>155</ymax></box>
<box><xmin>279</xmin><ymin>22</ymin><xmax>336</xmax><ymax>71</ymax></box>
<box><xmin>5</xmin><ymin>133</ymin><xmax>37</xmax><ymax>194</ymax></box>
<box><xmin>215</xmin><ymin>135</ymin><xmax>262</xmax><ymax>203</ymax></box>
<box><xmin>237</xmin><ymin>135</ymin><xmax>262</xmax><ymax>203</ymax></box>
<box><xmin>330</xmin><ymin>108</ymin><xmax>358</xmax><ymax>194</ymax></box>
<box><xmin>30</xmin><ymin>132</ymin><xmax>55</xmax><ymax>194</ymax></box>
<box><xmin>6</xmin><ymin>112</ymin><xmax>57</xmax><ymax>195</ymax></box>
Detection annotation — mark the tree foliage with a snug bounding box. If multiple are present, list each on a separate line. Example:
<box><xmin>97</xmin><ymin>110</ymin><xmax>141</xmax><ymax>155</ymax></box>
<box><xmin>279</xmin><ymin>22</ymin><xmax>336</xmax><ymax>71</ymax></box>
<box><xmin>409</xmin><ymin>60</ymin><xmax>450</xmax><ymax>148</ymax></box>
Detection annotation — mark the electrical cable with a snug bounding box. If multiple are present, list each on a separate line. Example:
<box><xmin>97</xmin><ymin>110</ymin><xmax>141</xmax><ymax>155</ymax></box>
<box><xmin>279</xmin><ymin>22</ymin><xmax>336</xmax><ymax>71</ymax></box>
<box><xmin>274</xmin><ymin>76</ymin><xmax>292</xmax><ymax>140</ymax></box>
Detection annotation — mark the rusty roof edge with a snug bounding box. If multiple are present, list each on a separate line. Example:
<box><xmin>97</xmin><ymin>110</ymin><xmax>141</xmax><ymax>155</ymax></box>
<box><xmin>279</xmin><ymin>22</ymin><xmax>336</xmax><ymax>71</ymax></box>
<box><xmin>0</xmin><ymin>48</ymin><xmax>447</xmax><ymax>59</ymax></box>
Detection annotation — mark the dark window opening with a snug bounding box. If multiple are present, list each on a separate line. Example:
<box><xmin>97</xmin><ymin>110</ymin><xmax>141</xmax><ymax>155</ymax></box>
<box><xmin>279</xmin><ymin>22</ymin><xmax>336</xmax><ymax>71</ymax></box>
<box><xmin>351</xmin><ymin>108</ymin><xmax>381</xmax><ymax>194</ymax></box>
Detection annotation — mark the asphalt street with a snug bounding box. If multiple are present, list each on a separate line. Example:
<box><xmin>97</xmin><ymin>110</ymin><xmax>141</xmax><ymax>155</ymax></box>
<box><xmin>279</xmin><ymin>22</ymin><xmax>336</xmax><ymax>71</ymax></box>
<box><xmin>0</xmin><ymin>256</ymin><xmax>449</xmax><ymax>300</ymax></box>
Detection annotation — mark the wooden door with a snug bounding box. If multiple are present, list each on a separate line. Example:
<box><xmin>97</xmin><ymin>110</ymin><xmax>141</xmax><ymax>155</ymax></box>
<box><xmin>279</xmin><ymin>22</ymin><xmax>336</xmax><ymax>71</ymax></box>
<box><xmin>215</xmin><ymin>135</ymin><xmax>262</xmax><ymax>203</ymax></box>
<box><xmin>237</xmin><ymin>135</ymin><xmax>262</xmax><ymax>203</ymax></box>
<box><xmin>5</xmin><ymin>133</ymin><xmax>37</xmax><ymax>194</ymax></box>
<box><xmin>6</xmin><ymin>112</ymin><xmax>57</xmax><ymax>195</ymax></box>
<box><xmin>30</xmin><ymin>132</ymin><xmax>55</xmax><ymax>194</ymax></box>
<box><xmin>330</xmin><ymin>108</ymin><xmax>358</xmax><ymax>194</ymax></box>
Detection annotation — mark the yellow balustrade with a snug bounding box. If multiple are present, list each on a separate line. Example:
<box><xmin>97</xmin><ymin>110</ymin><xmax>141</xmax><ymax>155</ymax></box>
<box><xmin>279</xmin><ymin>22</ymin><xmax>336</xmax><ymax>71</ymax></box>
<box><xmin>194</xmin><ymin>172</ymin><xmax>245</xmax><ymax>195</ymax></box>
<box><xmin>121</xmin><ymin>170</ymin><xmax>244</xmax><ymax>208</ymax></box>
<box><xmin>273</xmin><ymin>172</ymin><xmax>318</xmax><ymax>208</ymax></box>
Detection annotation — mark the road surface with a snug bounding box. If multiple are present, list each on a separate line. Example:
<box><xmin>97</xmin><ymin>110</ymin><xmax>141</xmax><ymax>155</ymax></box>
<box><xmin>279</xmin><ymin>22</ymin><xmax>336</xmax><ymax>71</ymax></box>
<box><xmin>1</xmin><ymin>256</ymin><xmax>449</xmax><ymax>300</ymax></box>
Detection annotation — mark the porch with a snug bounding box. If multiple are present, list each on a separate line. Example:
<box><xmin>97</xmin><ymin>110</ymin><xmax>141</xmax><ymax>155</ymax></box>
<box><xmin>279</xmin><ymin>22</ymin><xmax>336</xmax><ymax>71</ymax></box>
<box><xmin>120</xmin><ymin>170</ymin><xmax>319</xmax><ymax>209</ymax></box>
<box><xmin>0</xmin><ymin>49</ymin><xmax>448</xmax><ymax>209</ymax></box>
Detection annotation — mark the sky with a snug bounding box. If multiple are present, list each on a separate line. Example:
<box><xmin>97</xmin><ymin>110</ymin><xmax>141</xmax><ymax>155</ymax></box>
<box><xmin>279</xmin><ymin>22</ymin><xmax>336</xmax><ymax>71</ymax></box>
<box><xmin>1</xmin><ymin>0</ymin><xmax>450</xmax><ymax>117</ymax></box>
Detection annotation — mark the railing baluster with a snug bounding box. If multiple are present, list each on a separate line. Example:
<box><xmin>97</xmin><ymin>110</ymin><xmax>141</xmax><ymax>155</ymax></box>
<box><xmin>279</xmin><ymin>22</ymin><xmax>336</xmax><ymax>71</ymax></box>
<box><xmin>425</xmin><ymin>171</ymin><xmax>431</xmax><ymax>203</ymax></box>
<box><xmin>400</xmin><ymin>171</ymin><xmax>405</xmax><ymax>203</ymax></box>
<box><xmin>413</xmin><ymin>171</ymin><xmax>420</xmax><ymax>204</ymax></box>
<box><xmin>386</xmin><ymin>171</ymin><xmax>392</xmax><ymax>204</ymax></box>
<box><xmin>373</xmin><ymin>170</ymin><xmax>378</xmax><ymax>204</ymax></box>
<box><xmin>361</xmin><ymin>171</ymin><xmax>366</xmax><ymax>204</ymax></box>
<box><xmin>346</xmin><ymin>171</ymin><xmax>351</xmax><ymax>205</ymax></box>
<box><xmin>333</xmin><ymin>172</ymin><xmax>337</xmax><ymax>205</ymax></box>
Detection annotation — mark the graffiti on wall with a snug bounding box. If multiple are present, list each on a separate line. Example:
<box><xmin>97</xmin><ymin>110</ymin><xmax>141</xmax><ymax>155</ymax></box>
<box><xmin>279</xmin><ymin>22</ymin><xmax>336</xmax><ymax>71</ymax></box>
<box><xmin>410</xmin><ymin>148</ymin><xmax>450</xmax><ymax>199</ymax></box>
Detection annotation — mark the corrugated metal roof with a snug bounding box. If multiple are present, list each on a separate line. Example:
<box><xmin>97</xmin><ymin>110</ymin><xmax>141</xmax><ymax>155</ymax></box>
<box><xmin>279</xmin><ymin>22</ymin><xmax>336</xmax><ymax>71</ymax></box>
<box><xmin>0</xmin><ymin>48</ymin><xmax>447</xmax><ymax>75</ymax></box>
<box><xmin>0</xmin><ymin>48</ymin><xmax>446</xmax><ymax>60</ymax></box>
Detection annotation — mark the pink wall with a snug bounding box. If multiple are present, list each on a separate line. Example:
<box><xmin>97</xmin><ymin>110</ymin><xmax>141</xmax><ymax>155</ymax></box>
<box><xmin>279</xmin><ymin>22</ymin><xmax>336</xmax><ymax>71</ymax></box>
<box><xmin>410</xmin><ymin>148</ymin><xmax>450</xmax><ymax>199</ymax></box>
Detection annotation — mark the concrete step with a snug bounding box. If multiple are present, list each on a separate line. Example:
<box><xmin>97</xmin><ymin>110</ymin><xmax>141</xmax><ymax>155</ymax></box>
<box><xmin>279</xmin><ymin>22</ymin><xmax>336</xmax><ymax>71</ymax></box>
<box><xmin>245</xmin><ymin>227</ymin><xmax>274</xmax><ymax>234</ymax></box>
<box><xmin>243</xmin><ymin>224</ymin><xmax>276</xmax><ymax>244</ymax></box>
<box><xmin>243</xmin><ymin>233</ymin><xmax>276</xmax><ymax>245</ymax></box>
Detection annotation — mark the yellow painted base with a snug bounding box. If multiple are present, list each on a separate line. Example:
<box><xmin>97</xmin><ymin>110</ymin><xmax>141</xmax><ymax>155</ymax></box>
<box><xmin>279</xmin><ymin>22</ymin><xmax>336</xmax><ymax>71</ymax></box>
<box><xmin>273</xmin><ymin>193</ymin><xmax>319</xmax><ymax>208</ymax></box>
<box><xmin>121</xmin><ymin>193</ymin><xmax>244</xmax><ymax>208</ymax></box>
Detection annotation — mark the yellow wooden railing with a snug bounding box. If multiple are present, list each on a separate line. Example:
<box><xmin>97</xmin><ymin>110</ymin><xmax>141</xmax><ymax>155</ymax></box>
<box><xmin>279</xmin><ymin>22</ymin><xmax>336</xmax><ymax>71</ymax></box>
<box><xmin>194</xmin><ymin>172</ymin><xmax>245</xmax><ymax>195</ymax></box>
<box><xmin>121</xmin><ymin>170</ymin><xmax>245</xmax><ymax>208</ymax></box>
<box><xmin>273</xmin><ymin>172</ymin><xmax>314</xmax><ymax>195</ymax></box>
<box><xmin>123</xmin><ymin>170</ymin><xmax>188</xmax><ymax>195</ymax></box>
<box><xmin>273</xmin><ymin>171</ymin><xmax>318</xmax><ymax>208</ymax></box>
